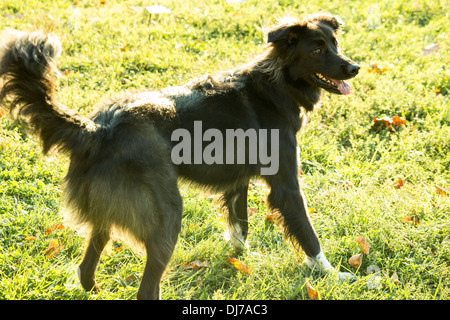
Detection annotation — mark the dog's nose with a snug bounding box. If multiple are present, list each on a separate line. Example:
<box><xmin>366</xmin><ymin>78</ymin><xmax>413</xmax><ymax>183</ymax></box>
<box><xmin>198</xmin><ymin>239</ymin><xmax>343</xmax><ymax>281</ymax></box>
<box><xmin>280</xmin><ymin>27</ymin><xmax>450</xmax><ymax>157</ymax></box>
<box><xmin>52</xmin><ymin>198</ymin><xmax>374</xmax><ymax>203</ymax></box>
<box><xmin>346</xmin><ymin>64</ymin><xmax>360</xmax><ymax>76</ymax></box>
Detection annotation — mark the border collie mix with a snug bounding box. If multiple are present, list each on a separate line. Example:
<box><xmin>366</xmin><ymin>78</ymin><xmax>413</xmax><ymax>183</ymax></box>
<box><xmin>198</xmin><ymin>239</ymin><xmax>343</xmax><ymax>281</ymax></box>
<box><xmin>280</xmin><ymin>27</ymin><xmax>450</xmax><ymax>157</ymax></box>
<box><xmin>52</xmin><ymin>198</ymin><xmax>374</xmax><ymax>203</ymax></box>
<box><xmin>0</xmin><ymin>13</ymin><xmax>359</xmax><ymax>299</ymax></box>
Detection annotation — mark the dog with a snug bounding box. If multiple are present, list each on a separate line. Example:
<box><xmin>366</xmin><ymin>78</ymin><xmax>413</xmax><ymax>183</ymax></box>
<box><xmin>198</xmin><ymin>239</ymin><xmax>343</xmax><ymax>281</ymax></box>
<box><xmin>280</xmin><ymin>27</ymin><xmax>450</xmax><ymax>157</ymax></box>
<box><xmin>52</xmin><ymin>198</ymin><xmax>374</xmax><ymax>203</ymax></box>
<box><xmin>0</xmin><ymin>13</ymin><xmax>359</xmax><ymax>299</ymax></box>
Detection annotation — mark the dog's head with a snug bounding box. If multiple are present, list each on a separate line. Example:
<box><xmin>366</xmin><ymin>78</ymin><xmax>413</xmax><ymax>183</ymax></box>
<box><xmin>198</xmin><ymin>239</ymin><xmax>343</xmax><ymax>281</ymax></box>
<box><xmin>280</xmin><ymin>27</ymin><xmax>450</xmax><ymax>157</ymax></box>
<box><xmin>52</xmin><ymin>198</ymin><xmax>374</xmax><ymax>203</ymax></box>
<box><xmin>267</xmin><ymin>13</ymin><xmax>359</xmax><ymax>103</ymax></box>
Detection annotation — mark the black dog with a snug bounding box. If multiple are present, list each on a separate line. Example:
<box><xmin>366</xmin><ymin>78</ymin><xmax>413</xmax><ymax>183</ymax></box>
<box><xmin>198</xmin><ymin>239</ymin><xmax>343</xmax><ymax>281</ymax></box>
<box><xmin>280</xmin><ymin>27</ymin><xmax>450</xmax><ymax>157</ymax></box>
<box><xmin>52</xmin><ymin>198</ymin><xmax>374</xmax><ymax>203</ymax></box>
<box><xmin>0</xmin><ymin>13</ymin><xmax>359</xmax><ymax>299</ymax></box>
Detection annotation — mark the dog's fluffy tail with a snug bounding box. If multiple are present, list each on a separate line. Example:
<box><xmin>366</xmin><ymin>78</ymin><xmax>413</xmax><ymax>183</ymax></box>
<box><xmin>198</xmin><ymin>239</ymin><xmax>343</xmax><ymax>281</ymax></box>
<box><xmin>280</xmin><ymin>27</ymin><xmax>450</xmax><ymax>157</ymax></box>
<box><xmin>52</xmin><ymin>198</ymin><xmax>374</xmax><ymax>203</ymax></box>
<box><xmin>0</xmin><ymin>30</ymin><xmax>97</xmax><ymax>154</ymax></box>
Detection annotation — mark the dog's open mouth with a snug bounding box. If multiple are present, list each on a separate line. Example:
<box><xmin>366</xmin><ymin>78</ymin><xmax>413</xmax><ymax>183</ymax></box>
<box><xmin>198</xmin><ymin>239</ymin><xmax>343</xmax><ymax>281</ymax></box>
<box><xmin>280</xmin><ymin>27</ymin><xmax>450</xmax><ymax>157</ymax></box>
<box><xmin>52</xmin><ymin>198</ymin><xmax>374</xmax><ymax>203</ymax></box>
<box><xmin>312</xmin><ymin>73</ymin><xmax>351</xmax><ymax>95</ymax></box>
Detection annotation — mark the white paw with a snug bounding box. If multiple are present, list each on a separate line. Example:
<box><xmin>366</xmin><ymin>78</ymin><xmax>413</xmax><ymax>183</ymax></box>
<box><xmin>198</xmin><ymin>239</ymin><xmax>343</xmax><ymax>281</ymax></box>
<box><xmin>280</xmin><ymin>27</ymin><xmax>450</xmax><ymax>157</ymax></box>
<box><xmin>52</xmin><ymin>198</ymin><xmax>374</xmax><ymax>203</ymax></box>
<box><xmin>304</xmin><ymin>250</ymin><xmax>356</xmax><ymax>282</ymax></box>
<box><xmin>336</xmin><ymin>271</ymin><xmax>357</xmax><ymax>282</ymax></box>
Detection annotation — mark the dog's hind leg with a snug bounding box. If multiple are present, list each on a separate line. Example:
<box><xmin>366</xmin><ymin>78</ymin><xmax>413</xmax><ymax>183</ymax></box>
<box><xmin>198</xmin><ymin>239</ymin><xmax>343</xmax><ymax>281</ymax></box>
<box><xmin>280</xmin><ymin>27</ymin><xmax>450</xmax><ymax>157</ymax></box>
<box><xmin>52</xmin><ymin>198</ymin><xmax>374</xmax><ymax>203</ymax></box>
<box><xmin>137</xmin><ymin>216</ymin><xmax>181</xmax><ymax>300</ymax></box>
<box><xmin>137</xmin><ymin>231</ymin><xmax>179</xmax><ymax>300</ymax></box>
<box><xmin>223</xmin><ymin>183</ymin><xmax>250</xmax><ymax>251</ymax></box>
<box><xmin>136</xmin><ymin>193</ymin><xmax>182</xmax><ymax>300</ymax></box>
<box><xmin>78</xmin><ymin>229</ymin><xmax>110</xmax><ymax>293</ymax></box>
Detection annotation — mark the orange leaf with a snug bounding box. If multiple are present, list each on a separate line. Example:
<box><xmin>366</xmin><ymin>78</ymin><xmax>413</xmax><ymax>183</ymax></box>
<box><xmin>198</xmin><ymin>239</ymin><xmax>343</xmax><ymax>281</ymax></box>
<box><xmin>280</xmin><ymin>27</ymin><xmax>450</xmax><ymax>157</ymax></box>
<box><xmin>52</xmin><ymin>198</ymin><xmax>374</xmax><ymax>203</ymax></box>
<box><xmin>308</xmin><ymin>208</ymin><xmax>315</xmax><ymax>215</ymax></box>
<box><xmin>394</xmin><ymin>179</ymin><xmax>404</xmax><ymax>189</ymax></box>
<box><xmin>305</xmin><ymin>279</ymin><xmax>320</xmax><ymax>300</ymax></box>
<box><xmin>264</xmin><ymin>213</ymin><xmax>280</xmax><ymax>223</ymax></box>
<box><xmin>0</xmin><ymin>107</ymin><xmax>5</xmax><ymax>118</ymax></box>
<box><xmin>368</xmin><ymin>63</ymin><xmax>388</xmax><ymax>74</ymax></box>
<box><xmin>357</xmin><ymin>236</ymin><xmax>370</xmax><ymax>255</ymax></box>
<box><xmin>226</xmin><ymin>257</ymin><xmax>252</xmax><ymax>275</ymax></box>
<box><xmin>45</xmin><ymin>223</ymin><xmax>65</xmax><ymax>234</ymax></box>
<box><xmin>392</xmin><ymin>115</ymin><xmax>406</xmax><ymax>126</ymax></box>
<box><xmin>348</xmin><ymin>253</ymin><xmax>363</xmax><ymax>268</ymax></box>
<box><xmin>403</xmin><ymin>216</ymin><xmax>419</xmax><ymax>226</ymax></box>
<box><xmin>372</xmin><ymin>115</ymin><xmax>406</xmax><ymax>133</ymax></box>
<box><xmin>434</xmin><ymin>185</ymin><xmax>448</xmax><ymax>196</ymax></box>
<box><xmin>43</xmin><ymin>239</ymin><xmax>63</xmax><ymax>258</ymax></box>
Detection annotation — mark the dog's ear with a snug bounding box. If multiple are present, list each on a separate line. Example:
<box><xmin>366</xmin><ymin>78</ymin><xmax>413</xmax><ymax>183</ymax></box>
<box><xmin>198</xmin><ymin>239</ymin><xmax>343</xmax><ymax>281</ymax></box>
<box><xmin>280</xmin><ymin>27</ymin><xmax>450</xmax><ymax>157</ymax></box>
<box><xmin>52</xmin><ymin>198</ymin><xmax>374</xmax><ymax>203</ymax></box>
<box><xmin>315</xmin><ymin>13</ymin><xmax>344</xmax><ymax>31</ymax></box>
<box><xmin>267</xmin><ymin>23</ymin><xmax>304</xmax><ymax>46</ymax></box>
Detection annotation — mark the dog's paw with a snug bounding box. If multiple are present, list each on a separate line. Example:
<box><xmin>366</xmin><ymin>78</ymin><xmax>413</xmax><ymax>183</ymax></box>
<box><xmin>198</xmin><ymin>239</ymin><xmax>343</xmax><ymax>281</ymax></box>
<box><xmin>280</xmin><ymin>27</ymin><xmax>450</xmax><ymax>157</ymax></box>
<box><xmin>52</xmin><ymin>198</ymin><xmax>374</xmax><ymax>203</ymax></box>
<box><xmin>336</xmin><ymin>271</ymin><xmax>357</xmax><ymax>282</ymax></box>
<box><xmin>303</xmin><ymin>251</ymin><xmax>356</xmax><ymax>282</ymax></box>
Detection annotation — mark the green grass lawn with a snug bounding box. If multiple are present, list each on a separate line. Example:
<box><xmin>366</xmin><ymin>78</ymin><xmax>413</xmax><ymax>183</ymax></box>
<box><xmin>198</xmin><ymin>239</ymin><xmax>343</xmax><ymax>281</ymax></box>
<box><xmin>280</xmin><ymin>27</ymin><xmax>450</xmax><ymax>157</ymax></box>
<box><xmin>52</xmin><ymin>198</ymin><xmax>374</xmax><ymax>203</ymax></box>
<box><xmin>0</xmin><ymin>0</ymin><xmax>449</xmax><ymax>300</ymax></box>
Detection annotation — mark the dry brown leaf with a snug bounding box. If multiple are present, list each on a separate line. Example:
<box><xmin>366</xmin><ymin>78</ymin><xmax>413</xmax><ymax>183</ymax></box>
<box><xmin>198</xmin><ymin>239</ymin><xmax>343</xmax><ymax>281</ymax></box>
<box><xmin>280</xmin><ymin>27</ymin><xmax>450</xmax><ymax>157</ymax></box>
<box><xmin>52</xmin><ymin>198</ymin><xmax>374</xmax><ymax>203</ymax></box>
<box><xmin>394</xmin><ymin>179</ymin><xmax>404</xmax><ymax>189</ymax></box>
<box><xmin>348</xmin><ymin>253</ymin><xmax>363</xmax><ymax>269</ymax></box>
<box><xmin>124</xmin><ymin>274</ymin><xmax>138</xmax><ymax>285</ymax></box>
<box><xmin>392</xmin><ymin>115</ymin><xmax>407</xmax><ymax>126</ymax></box>
<box><xmin>305</xmin><ymin>279</ymin><xmax>320</xmax><ymax>300</ymax></box>
<box><xmin>45</xmin><ymin>223</ymin><xmax>65</xmax><ymax>234</ymax></box>
<box><xmin>368</xmin><ymin>63</ymin><xmax>388</xmax><ymax>73</ymax></box>
<box><xmin>184</xmin><ymin>260</ymin><xmax>209</xmax><ymax>270</ymax></box>
<box><xmin>403</xmin><ymin>216</ymin><xmax>419</xmax><ymax>226</ymax></box>
<box><xmin>391</xmin><ymin>270</ymin><xmax>400</xmax><ymax>284</ymax></box>
<box><xmin>43</xmin><ymin>239</ymin><xmax>63</xmax><ymax>258</ymax></box>
<box><xmin>357</xmin><ymin>236</ymin><xmax>370</xmax><ymax>255</ymax></box>
<box><xmin>371</xmin><ymin>115</ymin><xmax>406</xmax><ymax>133</ymax></box>
<box><xmin>226</xmin><ymin>257</ymin><xmax>252</xmax><ymax>275</ymax></box>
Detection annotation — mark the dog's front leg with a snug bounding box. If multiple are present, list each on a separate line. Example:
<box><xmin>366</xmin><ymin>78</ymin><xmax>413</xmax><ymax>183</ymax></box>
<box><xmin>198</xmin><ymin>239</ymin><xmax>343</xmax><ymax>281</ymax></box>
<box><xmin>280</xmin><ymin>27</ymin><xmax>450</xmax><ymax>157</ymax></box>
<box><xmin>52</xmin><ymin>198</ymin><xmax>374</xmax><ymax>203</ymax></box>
<box><xmin>303</xmin><ymin>249</ymin><xmax>355</xmax><ymax>281</ymax></box>
<box><xmin>266</xmin><ymin>176</ymin><xmax>355</xmax><ymax>281</ymax></box>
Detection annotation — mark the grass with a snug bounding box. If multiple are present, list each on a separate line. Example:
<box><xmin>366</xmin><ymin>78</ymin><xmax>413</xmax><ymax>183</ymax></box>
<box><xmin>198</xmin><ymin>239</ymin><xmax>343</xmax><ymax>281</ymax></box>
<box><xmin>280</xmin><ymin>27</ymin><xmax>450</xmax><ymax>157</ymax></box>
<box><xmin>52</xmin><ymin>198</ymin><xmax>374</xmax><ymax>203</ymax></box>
<box><xmin>0</xmin><ymin>0</ymin><xmax>449</xmax><ymax>300</ymax></box>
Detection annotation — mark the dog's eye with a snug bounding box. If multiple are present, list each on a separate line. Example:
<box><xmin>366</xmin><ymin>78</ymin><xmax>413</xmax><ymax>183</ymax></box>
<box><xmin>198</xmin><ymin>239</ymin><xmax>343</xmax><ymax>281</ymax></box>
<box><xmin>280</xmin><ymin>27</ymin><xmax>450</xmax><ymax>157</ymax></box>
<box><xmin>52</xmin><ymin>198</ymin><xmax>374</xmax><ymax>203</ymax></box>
<box><xmin>313</xmin><ymin>48</ymin><xmax>322</xmax><ymax>54</ymax></box>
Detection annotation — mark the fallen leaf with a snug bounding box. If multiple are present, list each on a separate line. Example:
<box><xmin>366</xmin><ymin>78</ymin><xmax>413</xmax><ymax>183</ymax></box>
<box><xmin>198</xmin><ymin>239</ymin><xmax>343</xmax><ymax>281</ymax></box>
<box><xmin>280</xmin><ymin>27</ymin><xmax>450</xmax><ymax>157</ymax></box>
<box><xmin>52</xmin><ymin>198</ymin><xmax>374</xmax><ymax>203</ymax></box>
<box><xmin>348</xmin><ymin>253</ymin><xmax>363</xmax><ymax>269</ymax></box>
<box><xmin>392</xmin><ymin>115</ymin><xmax>407</xmax><ymax>126</ymax></box>
<box><xmin>357</xmin><ymin>236</ymin><xmax>370</xmax><ymax>255</ymax></box>
<box><xmin>45</xmin><ymin>223</ymin><xmax>65</xmax><ymax>234</ymax></box>
<box><xmin>403</xmin><ymin>216</ymin><xmax>419</xmax><ymax>226</ymax></box>
<box><xmin>124</xmin><ymin>274</ymin><xmax>138</xmax><ymax>285</ymax></box>
<box><xmin>248</xmin><ymin>208</ymin><xmax>257</xmax><ymax>217</ymax></box>
<box><xmin>434</xmin><ymin>185</ymin><xmax>448</xmax><ymax>196</ymax></box>
<box><xmin>366</xmin><ymin>265</ymin><xmax>381</xmax><ymax>290</ymax></box>
<box><xmin>183</xmin><ymin>260</ymin><xmax>209</xmax><ymax>270</ymax></box>
<box><xmin>24</xmin><ymin>236</ymin><xmax>37</xmax><ymax>241</ymax></box>
<box><xmin>43</xmin><ymin>239</ymin><xmax>63</xmax><ymax>258</ymax></box>
<box><xmin>226</xmin><ymin>257</ymin><xmax>252</xmax><ymax>275</ymax></box>
<box><xmin>391</xmin><ymin>270</ymin><xmax>400</xmax><ymax>284</ymax></box>
<box><xmin>368</xmin><ymin>63</ymin><xmax>388</xmax><ymax>73</ymax></box>
<box><xmin>371</xmin><ymin>115</ymin><xmax>406</xmax><ymax>133</ymax></box>
<box><xmin>308</xmin><ymin>207</ymin><xmax>315</xmax><ymax>215</ymax></box>
<box><xmin>305</xmin><ymin>279</ymin><xmax>320</xmax><ymax>300</ymax></box>
<box><xmin>394</xmin><ymin>179</ymin><xmax>404</xmax><ymax>189</ymax></box>
<box><xmin>0</xmin><ymin>107</ymin><xmax>5</xmax><ymax>118</ymax></box>
<box><xmin>264</xmin><ymin>213</ymin><xmax>280</xmax><ymax>223</ymax></box>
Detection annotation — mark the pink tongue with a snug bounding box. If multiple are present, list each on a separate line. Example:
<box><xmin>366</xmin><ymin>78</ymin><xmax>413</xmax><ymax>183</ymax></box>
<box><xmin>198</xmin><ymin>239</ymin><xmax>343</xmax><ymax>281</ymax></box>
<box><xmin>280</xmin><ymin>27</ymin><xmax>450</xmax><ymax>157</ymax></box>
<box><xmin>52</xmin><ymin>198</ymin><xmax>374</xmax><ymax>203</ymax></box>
<box><xmin>336</xmin><ymin>80</ymin><xmax>351</xmax><ymax>95</ymax></box>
